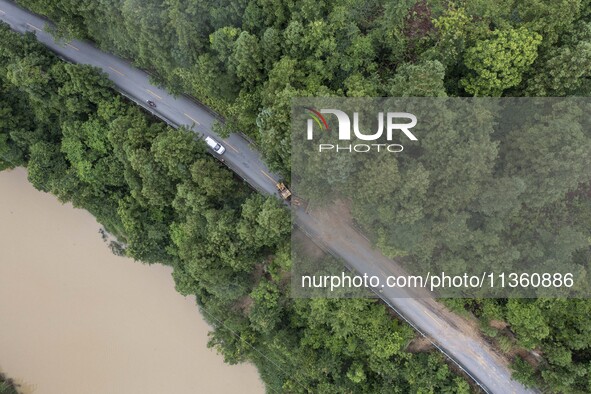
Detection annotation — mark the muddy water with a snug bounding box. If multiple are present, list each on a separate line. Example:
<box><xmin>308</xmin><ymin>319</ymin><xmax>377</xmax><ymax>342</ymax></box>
<box><xmin>0</xmin><ymin>168</ymin><xmax>264</xmax><ymax>394</ymax></box>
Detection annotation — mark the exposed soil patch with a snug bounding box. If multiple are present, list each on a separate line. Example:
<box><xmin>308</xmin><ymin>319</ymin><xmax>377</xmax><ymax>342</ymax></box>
<box><xmin>235</xmin><ymin>295</ymin><xmax>254</xmax><ymax>316</ymax></box>
<box><xmin>406</xmin><ymin>335</ymin><xmax>433</xmax><ymax>353</ymax></box>
<box><xmin>489</xmin><ymin>319</ymin><xmax>509</xmax><ymax>330</ymax></box>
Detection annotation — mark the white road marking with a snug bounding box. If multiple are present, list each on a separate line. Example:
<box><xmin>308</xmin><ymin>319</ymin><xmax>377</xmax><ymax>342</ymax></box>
<box><xmin>183</xmin><ymin>113</ymin><xmax>200</xmax><ymax>125</ymax></box>
<box><xmin>66</xmin><ymin>43</ymin><xmax>79</xmax><ymax>51</ymax></box>
<box><xmin>423</xmin><ymin>309</ymin><xmax>443</xmax><ymax>328</ymax></box>
<box><xmin>26</xmin><ymin>22</ymin><xmax>41</xmax><ymax>31</ymax></box>
<box><xmin>109</xmin><ymin>66</ymin><xmax>125</xmax><ymax>77</ymax></box>
<box><xmin>260</xmin><ymin>169</ymin><xmax>275</xmax><ymax>183</ymax></box>
<box><xmin>225</xmin><ymin>142</ymin><xmax>239</xmax><ymax>153</ymax></box>
<box><xmin>146</xmin><ymin>89</ymin><xmax>162</xmax><ymax>100</ymax></box>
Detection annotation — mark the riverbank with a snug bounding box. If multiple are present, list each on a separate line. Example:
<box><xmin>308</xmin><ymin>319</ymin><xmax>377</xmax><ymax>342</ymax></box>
<box><xmin>0</xmin><ymin>168</ymin><xmax>264</xmax><ymax>394</ymax></box>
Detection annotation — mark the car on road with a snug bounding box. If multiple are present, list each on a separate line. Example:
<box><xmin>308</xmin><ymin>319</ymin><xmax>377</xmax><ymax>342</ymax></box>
<box><xmin>205</xmin><ymin>136</ymin><xmax>226</xmax><ymax>155</ymax></box>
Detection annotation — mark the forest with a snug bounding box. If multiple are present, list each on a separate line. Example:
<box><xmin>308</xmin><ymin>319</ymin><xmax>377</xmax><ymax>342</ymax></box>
<box><xmin>293</xmin><ymin>97</ymin><xmax>591</xmax><ymax>297</ymax></box>
<box><xmin>11</xmin><ymin>0</ymin><xmax>591</xmax><ymax>176</ymax></box>
<box><xmin>0</xmin><ymin>25</ymin><xmax>469</xmax><ymax>392</ymax></box>
<box><xmin>1</xmin><ymin>0</ymin><xmax>591</xmax><ymax>392</ymax></box>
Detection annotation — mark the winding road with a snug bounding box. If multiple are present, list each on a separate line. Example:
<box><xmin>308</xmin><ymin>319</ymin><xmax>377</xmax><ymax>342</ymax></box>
<box><xmin>0</xmin><ymin>1</ymin><xmax>535</xmax><ymax>393</ymax></box>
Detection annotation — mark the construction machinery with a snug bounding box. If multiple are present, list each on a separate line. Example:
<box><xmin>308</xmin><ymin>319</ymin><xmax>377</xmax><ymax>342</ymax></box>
<box><xmin>276</xmin><ymin>182</ymin><xmax>292</xmax><ymax>200</ymax></box>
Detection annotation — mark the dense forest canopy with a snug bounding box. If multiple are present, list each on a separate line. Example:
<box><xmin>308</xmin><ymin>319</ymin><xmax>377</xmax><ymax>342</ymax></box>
<box><xmin>2</xmin><ymin>0</ymin><xmax>591</xmax><ymax>391</ymax></box>
<box><xmin>293</xmin><ymin>98</ymin><xmax>591</xmax><ymax>297</ymax></box>
<box><xmin>13</xmin><ymin>0</ymin><xmax>591</xmax><ymax>175</ymax></box>
<box><xmin>0</xmin><ymin>24</ymin><xmax>470</xmax><ymax>393</ymax></box>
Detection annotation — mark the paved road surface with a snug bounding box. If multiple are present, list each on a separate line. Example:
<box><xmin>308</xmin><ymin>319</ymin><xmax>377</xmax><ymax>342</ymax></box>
<box><xmin>0</xmin><ymin>1</ymin><xmax>536</xmax><ymax>393</ymax></box>
<box><xmin>0</xmin><ymin>1</ymin><xmax>279</xmax><ymax>198</ymax></box>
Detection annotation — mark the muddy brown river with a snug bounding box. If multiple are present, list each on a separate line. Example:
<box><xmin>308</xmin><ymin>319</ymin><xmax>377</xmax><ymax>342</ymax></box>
<box><xmin>0</xmin><ymin>168</ymin><xmax>264</xmax><ymax>394</ymax></box>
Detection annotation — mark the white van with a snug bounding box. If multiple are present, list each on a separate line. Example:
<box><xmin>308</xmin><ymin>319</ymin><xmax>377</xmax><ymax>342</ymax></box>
<box><xmin>204</xmin><ymin>136</ymin><xmax>226</xmax><ymax>155</ymax></box>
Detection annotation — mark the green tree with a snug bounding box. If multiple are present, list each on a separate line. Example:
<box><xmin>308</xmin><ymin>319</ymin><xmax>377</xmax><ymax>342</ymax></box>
<box><xmin>231</xmin><ymin>31</ymin><xmax>262</xmax><ymax>88</ymax></box>
<box><xmin>238</xmin><ymin>195</ymin><xmax>291</xmax><ymax>249</ymax></box>
<box><xmin>388</xmin><ymin>60</ymin><xmax>447</xmax><ymax>97</ymax></box>
<box><xmin>525</xmin><ymin>39</ymin><xmax>591</xmax><ymax>96</ymax></box>
<box><xmin>461</xmin><ymin>28</ymin><xmax>542</xmax><ymax>96</ymax></box>
<box><xmin>248</xmin><ymin>280</ymin><xmax>282</xmax><ymax>332</ymax></box>
<box><xmin>151</xmin><ymin>127</ymin><xmax>204</xmax><ymax>180</ymax></box>
<box><xmin>506</xmin><ymin>300</ymin><xmax>549</xmax><ymax>349</ymax></box>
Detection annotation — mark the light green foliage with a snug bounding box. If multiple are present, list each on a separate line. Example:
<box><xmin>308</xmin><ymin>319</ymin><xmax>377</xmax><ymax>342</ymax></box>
<box><xmin>461</xmin><ymin>28</ymin><xmax>542</xmax><ymax>96</ymax></box>
<box><xmin>431</xmin><ymin>6</ymin><xmax>473</xmax><ymax>65</ymax></box>
<box><xmin>248</xmin><ymin>279</ymin><xmax>282</xmax><ymax>332</ymax></box>
<box><xmin>506</xmin><ymin>300</ymin><xmax>549</xmax><ymax>349</ymax></box>
<box><xmin>352</xmin><ymin>157</ymin><xmax>430</xmax><ymax>230</ymax></box>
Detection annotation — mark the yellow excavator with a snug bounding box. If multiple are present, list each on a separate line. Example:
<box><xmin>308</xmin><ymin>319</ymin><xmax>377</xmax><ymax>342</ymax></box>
<box><xmin>276</xmin><ymin>182</ymin><xmax>307</xmax><ymax>209</ymax></box>
<box><xmin>276</xmin><ymin>182</ymin><xmax>292</xmax><ymax>200</ymax></box>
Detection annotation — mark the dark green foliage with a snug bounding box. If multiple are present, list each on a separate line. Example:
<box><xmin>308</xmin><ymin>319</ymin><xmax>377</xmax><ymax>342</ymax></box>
<box><xmin>14</xmin><ymin>0</ymin><xmax>590</xmax><ymax>174</ymax></box>
<box><xmin>344</xmin><ymin>99</ymin><xmax>591</xmax><ymax>392</ymax></box>
<box><xmin>4</xmin><ymin>0</ymin><xmax>591</xmax><ymax>390</ymax></box>
<box><xmin>0</xmin><ymin>372</ymin><xmax>20</xmax><ymax>394</ymax></box>
<box><xmin>0</xmin><ymin>23</ymin><xmax>467</xmax><ymax>393</ymax></box>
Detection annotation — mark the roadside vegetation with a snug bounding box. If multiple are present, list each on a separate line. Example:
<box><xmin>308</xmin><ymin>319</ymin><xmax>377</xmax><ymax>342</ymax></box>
<box><xmin>0</xmin><ymin>372</ymin><xmax>19</xmax><ymax>394</ymax></box>
<box><xmin>2</xmin><ymin>0</ymin><xmax>591</xmax><ymax>391</ymax></box>
<box><xmin>0</xmin><ymin>25</ymin><xmax>469</xmax><ymax>392</ymax></box>
<box><xmin>12</xmin><ymin>0</ymin><xmax>591</xmax><ymax>177</ymax></box>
